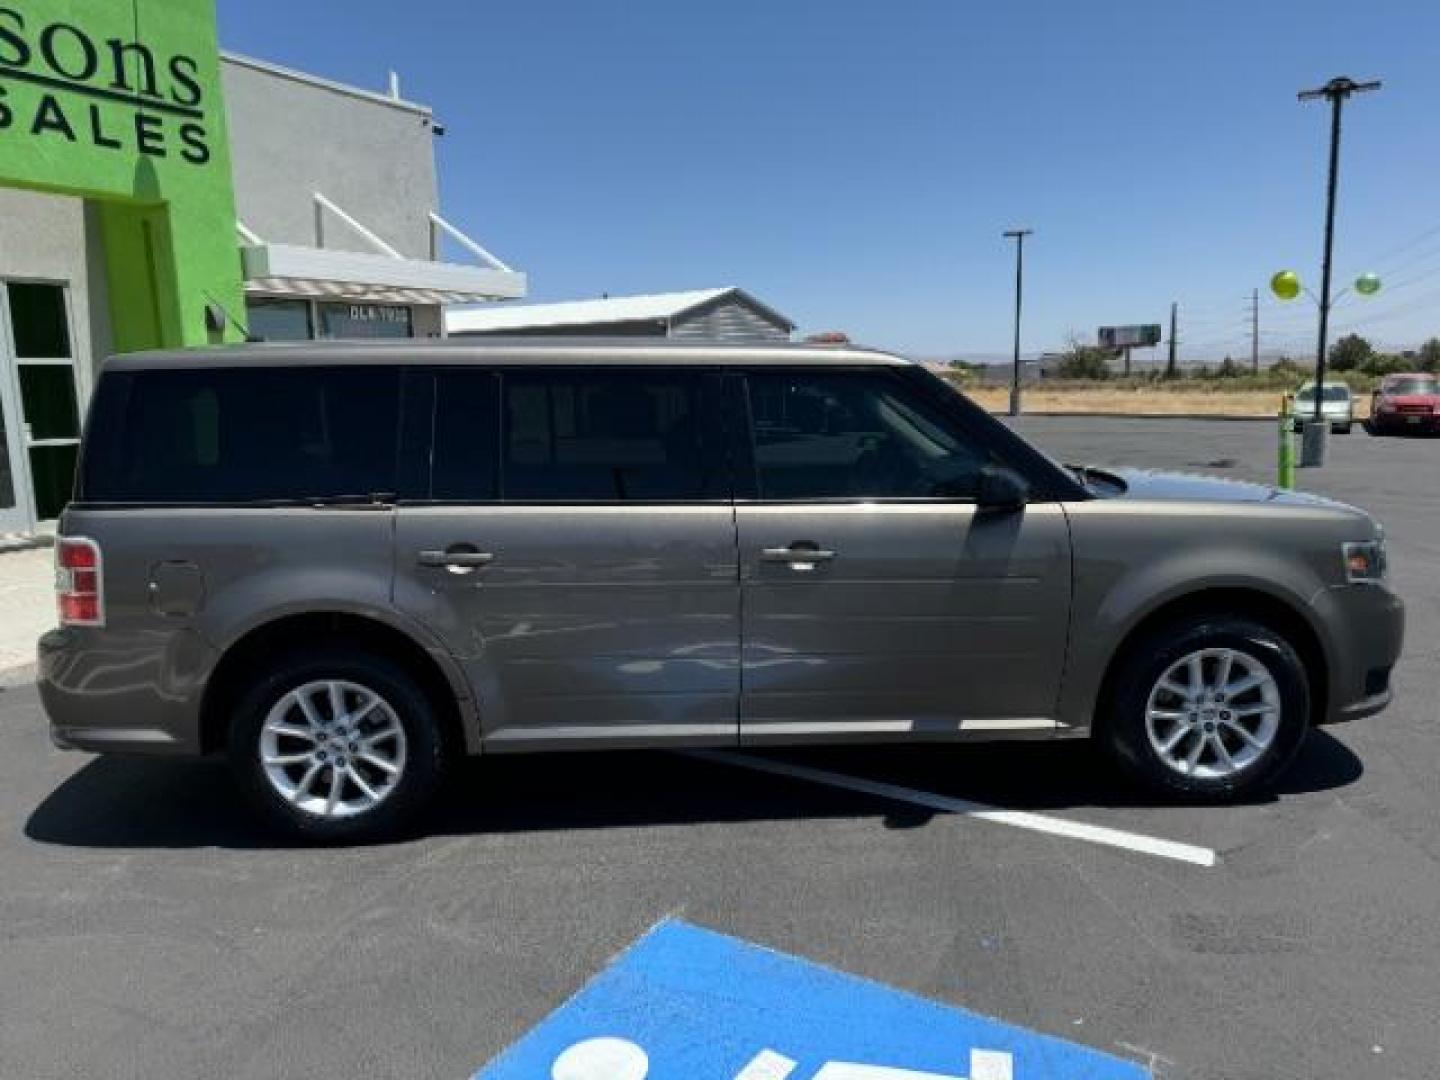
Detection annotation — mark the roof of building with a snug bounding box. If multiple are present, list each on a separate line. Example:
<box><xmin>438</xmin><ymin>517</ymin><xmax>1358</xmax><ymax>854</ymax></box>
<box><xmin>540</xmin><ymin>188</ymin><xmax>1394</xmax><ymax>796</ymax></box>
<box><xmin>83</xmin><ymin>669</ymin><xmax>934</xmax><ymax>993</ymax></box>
<box><xmin>221</xmin><ymin>52</ymin><xmax>433</xmax><ymax>118</ymax></box>
<box><xmin>445</xmin><ymin>287</ymin><xmax>796</xmax><ymax>334</ymax></box>
<box><xmin>106</xmin><ymin>337</ymin><xmax>904</xmax><ymax>371</ymax></box>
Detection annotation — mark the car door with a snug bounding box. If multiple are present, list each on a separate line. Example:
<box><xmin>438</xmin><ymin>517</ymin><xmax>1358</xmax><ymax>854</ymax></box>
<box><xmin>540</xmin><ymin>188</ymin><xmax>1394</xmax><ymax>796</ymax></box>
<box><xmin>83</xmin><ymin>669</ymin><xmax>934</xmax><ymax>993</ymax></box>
<box><xmin>393</xmin><ymin>365</ymin><xmax>740</xmax><ymax>749</ymax></box>
<box><xmin>733</xmin><ymin>367</ymin><xmax>1072</xmax><ymax>744</ymax></box>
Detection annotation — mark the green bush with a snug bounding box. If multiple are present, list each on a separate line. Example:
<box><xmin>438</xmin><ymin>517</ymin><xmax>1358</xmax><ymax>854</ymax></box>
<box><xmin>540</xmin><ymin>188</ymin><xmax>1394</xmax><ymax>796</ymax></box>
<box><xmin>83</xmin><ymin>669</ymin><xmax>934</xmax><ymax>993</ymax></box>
<box><xmin>1328</xmin><ymin>333</ymin><xmax>1374</xmax><ymax>372</ymax></box>
<box><xmin>1417</xmin><ymin>338</ymin><xmax>1440</xmax><ymax>373</ymax></box>
<box><xmin>1053</xmin><ymin>341</ymin><xmax>1114</xmax><ymax>380</ymax></box>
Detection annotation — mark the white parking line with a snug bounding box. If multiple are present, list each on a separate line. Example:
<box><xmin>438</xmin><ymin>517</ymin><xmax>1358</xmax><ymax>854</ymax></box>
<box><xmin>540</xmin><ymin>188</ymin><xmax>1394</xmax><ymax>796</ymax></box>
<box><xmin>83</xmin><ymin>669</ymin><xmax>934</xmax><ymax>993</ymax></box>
<box><xmin>688</xmin><ymin>750</ymin><xmax>1218</xmax><ymax>868</ymax></box>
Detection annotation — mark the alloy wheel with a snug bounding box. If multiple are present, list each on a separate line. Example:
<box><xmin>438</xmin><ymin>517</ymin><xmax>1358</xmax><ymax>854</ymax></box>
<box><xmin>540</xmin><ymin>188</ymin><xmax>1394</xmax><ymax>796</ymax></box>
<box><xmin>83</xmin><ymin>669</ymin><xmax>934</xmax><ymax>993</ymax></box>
<box><xmin>1144</xmin><ymin>647</ymin><xmax>1281</xmax><ymax>781</ymax></box>
<box><xmin>259</xmin><ymin>679</ymin><xmax>408</xmax><ymax>819</ymax></box>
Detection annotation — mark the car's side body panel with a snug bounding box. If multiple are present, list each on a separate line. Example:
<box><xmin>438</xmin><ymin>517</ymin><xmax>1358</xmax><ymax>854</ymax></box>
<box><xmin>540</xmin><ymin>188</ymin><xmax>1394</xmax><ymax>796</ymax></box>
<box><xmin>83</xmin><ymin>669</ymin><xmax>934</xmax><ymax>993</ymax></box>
<box><xmin>735</xmin><ymin>502</ymin><xmax>1072</xmax><ymax>742</ymax></box>
<box><xmin>393</xmin><ymin>504</ymin><xmax>742</xmax><ymax>750</ymax></box>
<box><xmin>1057</xmin><ymin>497</ymin><xmax>1400</xmax><ymax>731</ymax></box>
<box><xmin>39</xmin><ymin>506</ymin><xmax>458</xmax><ymax>754</ymax></box>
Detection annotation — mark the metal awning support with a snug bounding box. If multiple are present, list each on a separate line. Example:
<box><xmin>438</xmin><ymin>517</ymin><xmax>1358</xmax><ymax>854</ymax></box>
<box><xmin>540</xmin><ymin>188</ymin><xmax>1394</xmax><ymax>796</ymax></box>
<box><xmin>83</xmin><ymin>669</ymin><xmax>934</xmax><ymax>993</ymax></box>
<box><xmin>428</xmin><ymin>212</ymin><xmax>513</xmax><ymax>273</ymax></box>
<box><xmin>312</xmin><ymin>192</ymin><xmax>403</xmax><ymax>258</ymax></box>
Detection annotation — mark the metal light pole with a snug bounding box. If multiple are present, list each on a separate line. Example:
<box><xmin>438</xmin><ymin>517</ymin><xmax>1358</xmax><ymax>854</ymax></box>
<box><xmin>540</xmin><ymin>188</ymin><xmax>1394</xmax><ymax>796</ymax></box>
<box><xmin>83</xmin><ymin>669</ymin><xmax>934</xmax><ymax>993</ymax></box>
<box><xmin>1003</xmin><ymin>228</ymin><xmax>1032</xmax><ymax>417</ymax></box>
<box><xmin>1297</xmin><ymin>75</ymin><xmax>1380</xmax><ymax>466</ymax></box>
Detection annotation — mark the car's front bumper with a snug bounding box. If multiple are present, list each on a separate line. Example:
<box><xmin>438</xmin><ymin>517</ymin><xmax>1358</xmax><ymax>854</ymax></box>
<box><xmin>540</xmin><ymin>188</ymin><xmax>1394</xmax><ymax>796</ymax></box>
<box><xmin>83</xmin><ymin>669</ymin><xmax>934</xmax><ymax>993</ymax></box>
<box><xmin>1310</xmin><ymin>583</ymin><xmax>1405</xmax><ymax>725</ymax></box>
<box><xmin>1291</xmin><ymin>413</ymin><xmax>1353</xmax><ymax>431</ymax></box>
<box><xmin>1372</xmin><ymin>412</ymin><xmax>1440</xmax><ymax>433</ymax></box>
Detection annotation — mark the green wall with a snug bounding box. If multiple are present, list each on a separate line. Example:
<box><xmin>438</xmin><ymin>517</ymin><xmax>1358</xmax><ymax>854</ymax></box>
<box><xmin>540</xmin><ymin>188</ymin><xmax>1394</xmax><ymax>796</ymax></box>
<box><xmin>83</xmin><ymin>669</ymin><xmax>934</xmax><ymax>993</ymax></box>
<box><xmin>0</xmin><ymin>0</ymin><xmax>243</xmax><ymax>350</ymax></box>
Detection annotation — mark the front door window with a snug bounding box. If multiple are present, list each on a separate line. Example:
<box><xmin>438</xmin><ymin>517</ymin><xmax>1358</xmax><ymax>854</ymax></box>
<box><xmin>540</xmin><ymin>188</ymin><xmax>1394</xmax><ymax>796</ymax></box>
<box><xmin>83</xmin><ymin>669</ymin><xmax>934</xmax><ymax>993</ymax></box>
<box><xmin>745</xmin><ymin>370</ymin><xmax>996</xmax><ymax>500</ymax></box>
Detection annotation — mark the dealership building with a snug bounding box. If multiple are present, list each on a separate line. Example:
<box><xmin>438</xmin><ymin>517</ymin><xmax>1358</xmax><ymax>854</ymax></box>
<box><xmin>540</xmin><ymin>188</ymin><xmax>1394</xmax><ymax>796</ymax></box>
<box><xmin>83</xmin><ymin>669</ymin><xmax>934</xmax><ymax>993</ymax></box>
<box><xmin>0</xmin><ymin>0</ymin><xmax>525</xmax><ymax>535</ymax></box>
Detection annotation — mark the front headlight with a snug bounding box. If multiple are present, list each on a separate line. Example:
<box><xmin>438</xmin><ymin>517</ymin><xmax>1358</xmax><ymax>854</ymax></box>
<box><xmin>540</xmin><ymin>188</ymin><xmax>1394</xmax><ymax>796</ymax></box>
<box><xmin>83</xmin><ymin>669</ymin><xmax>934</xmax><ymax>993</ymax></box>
<box><xmin>1343</xmin><ymin>535</ymin><xmax>1387</xmax><ymax>582</ymax></box>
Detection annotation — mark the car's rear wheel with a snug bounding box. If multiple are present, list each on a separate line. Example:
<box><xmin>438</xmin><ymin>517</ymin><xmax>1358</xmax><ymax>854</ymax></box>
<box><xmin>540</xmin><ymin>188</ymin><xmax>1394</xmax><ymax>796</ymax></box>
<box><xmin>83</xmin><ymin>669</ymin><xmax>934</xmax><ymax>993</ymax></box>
<box><xmin>228</xmin><ymin>649</ymin><xmax>445</xmax><ymax>842</ymax></box>
<box><xmin>1103</xmin><ymin>616</ymin><xmax>1310</xmax><ymax>801</ymax></box>
<box><xmin>1333</xmin><ymin>422</ymin><xmax>1352</xmax><ymax>435</ymax></box>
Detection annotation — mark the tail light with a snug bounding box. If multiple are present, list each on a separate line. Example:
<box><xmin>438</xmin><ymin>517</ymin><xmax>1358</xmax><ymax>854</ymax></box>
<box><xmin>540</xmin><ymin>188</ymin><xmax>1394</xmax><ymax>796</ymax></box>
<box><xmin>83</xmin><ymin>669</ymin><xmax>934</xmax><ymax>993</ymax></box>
<box><xmin>56</xmin><ymin>537</ymin><xmax>104</xmax><ymax>627</ymax></box>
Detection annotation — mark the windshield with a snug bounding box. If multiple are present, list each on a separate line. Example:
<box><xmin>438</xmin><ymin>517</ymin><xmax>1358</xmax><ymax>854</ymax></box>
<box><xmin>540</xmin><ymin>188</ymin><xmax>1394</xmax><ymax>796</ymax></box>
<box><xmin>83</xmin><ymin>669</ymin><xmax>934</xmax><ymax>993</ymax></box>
<box><xmin>1386</xmin><ymin>376</ymin><xmax>1439</xmax><ymax>395</ymax></box>
<box><xmin>1296</xmin><ymin>386</ymin><xmax>1349</xmax><ymax>401</ymax></box>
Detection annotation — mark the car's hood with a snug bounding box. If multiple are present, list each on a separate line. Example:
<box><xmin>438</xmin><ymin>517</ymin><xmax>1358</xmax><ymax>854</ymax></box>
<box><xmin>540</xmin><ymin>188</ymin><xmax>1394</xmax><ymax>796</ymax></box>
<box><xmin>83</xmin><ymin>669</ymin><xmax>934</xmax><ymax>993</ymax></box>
<box><xmin>1093</xmin><ymin>466</ymin><xmax>1352</xmax><ymax>509</ymax></box>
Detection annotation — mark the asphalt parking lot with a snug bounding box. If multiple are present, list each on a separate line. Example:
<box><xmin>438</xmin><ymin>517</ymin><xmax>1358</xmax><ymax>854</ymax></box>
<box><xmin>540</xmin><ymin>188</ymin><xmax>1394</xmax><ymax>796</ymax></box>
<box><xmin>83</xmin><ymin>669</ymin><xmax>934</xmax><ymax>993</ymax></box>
<box><xmin>1</xmin><ymin>418</ymin><xmax>1436</xmax><ymax>1080</ymax></box>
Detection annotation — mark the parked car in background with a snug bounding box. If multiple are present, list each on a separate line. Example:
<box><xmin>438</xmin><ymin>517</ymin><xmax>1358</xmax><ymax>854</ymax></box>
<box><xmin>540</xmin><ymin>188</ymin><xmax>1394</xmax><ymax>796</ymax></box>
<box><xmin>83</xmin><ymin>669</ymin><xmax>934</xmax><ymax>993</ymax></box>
<box><xmin>39</xmin><ymin>340</ymin><xmax>1403</xmax><ymax>841</ymax></box>
<box><xmin>1369</xmin><ymin>372</ymin><xmax>1440</xmax><ymax>436</ymax></box>
<box><xmin>1291</xmin><ymin>381</ymin><xmax>1354</xmax><ymax>434</ymax></box>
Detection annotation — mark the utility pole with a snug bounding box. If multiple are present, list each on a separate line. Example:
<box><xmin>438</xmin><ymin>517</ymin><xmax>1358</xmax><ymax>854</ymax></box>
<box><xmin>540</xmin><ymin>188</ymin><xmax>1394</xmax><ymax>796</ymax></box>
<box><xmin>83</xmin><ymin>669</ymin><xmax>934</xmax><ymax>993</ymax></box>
<box><xmin>1298</xmin><ymin>75</ymin><xmax>1381</xmax><ymax>465</ymax></box>
<box><xmin>1165</xmin><ymin>301</ymin><xmax>1178</xmax><ymax>377</ymax></box>
<box><xmin>1250</xmin><ymin>288</ymin><xmax>1260</xmax><ymax>373</ymax></box>
<box><xmin>1003</xmin><ymin>228</ymin><xmax>1032</xmax><ymax>416</ymax></box>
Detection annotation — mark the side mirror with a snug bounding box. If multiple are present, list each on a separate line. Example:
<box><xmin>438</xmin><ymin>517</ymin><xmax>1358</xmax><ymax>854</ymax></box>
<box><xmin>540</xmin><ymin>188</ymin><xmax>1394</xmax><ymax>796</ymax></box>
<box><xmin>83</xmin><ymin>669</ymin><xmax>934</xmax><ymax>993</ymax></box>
<box><xmin>976</xmin><ymin>464</ymin><xmax>1029</xmax><ymax>512</ymax></box>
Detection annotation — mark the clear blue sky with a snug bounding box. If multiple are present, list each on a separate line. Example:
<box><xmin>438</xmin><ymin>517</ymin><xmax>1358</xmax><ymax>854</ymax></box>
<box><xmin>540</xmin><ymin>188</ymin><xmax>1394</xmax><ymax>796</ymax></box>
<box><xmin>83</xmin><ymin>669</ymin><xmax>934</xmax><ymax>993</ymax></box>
<box><xmin>219</xmin><ymin>0</ymin><xmax>1440</xmax><ymax>360</ymax></box>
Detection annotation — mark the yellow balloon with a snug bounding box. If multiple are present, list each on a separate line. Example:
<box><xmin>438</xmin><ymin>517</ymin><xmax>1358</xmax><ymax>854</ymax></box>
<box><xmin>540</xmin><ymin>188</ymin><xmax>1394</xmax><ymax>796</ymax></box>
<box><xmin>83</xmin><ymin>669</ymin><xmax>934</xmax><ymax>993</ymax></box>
<box><xmin>1355</xmin><ymin>272</ymin><xmax>1381</xmax><ymax>296</ymax></box>
<box><xmin>1271</xmin><ymin>270</ymin><xmax>1302</xmax><ymax>301</ymax></box>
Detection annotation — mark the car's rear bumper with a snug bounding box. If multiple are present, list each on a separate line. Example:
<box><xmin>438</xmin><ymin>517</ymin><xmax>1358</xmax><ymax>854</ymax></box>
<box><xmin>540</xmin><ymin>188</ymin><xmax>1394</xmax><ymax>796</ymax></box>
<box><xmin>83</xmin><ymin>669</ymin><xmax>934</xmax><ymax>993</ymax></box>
<box><xmin>38</xmin><ymin>626</ymin><xmax>214</xmax><ymax>756</ymax></box>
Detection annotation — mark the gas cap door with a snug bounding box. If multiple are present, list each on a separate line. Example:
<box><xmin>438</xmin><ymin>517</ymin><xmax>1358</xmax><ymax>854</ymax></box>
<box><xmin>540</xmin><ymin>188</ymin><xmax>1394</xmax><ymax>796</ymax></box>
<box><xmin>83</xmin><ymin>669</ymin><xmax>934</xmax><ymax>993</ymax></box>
<box><xmin>147</xmin><ymin>560</ymin><xmax>205</xmax><ymax>618</ymax></box>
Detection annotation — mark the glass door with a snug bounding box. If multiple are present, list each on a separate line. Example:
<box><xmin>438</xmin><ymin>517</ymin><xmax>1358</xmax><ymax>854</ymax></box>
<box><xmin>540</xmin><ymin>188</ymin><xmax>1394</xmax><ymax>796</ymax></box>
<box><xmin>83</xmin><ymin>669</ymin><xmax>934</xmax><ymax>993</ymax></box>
<box><xmin>1</xmin><ymin>281</ymin><xmax>83</xmax><ymax>527</ymax></box>
<box><xmin>0</xmin><ymin>352</ymin><xmax>25</xmax><ymax>533</ymax></box>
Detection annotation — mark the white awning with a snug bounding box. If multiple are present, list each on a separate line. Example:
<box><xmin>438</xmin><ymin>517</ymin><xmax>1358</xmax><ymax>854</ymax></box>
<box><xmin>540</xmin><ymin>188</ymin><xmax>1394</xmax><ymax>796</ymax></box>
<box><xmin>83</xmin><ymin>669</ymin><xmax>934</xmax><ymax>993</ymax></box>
<box><xmin>241</xmin><ymin>243</ymin><xmax>527</xmax><ymax>305</ymax></box>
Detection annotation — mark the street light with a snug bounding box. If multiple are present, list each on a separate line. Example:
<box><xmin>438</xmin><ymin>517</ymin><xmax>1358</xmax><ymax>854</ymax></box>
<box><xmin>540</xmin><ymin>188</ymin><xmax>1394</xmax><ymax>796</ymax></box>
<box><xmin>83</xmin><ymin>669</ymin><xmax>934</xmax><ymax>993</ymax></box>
<box><xmin>1003</xmin><ymin>228</ymin><xmax>1032</xmax><ymax>417</ymax></box>
<box><xmin>1271</xmin><ymin>266</ymin><xmax>1383</xmax><ymax>445</ymax></box>
<box><xmin>1293</xmin><ymin>75</ymin><xmax>1381</xmax><ymax>466</ymax></box>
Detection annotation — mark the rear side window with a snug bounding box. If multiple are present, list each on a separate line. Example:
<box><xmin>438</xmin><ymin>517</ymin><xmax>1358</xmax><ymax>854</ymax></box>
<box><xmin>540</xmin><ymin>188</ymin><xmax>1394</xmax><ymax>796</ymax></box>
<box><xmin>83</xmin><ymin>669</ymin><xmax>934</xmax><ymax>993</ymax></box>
<box><xmin>81</xmin><ymin>367</ymin><xmax>400</xmax><ymax>503</ymax></box>
<box><xmin>429</xmin><ymin>371</ymin><xmax>500</xmax><ymax>500</ymax></box>
<box><xmin>501</xmin><ymin>370</ymin><xmax>709</xmax><ymax>501</ymax></box>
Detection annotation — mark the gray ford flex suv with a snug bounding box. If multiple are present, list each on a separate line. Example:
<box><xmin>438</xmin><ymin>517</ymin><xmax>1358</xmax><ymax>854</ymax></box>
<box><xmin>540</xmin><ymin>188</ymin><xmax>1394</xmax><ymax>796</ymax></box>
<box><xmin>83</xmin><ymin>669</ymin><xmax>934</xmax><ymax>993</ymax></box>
<box><xmin>40</xmin><ymin>340</ymin><xmax>1404</xmax><ymax>841</ymax></box>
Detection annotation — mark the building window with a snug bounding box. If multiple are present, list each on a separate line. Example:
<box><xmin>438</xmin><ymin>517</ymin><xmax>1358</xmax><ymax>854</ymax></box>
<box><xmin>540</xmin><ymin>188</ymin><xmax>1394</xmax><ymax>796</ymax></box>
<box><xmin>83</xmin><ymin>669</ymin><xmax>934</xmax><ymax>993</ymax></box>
<box><xmin>7</xmin><ymin>281</ymin><xmax>72</xmax><ymax>358</ymax></box>
<box><xmin>246</xmin><ymin>298</ymin><xmax>313</xmax><ymax>341</ymax></box>
<box><xmin>318</xmin><ymin>302</ymin><xmax>412</xmax><ymax>339</ymax></box>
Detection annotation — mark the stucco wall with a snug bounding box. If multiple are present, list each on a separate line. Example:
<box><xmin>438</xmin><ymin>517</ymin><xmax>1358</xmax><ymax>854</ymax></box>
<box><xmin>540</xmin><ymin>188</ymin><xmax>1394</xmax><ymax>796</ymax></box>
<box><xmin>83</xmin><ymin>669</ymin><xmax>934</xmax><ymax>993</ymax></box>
<box><xmin>0</xmin><ymin>188</ymin><xmax>110</xmax><ymax>383</ymax></box>
<box><xmin>222</xmin><ymin>55</ymin><xmax>440</xmax><ymax>260</ymax></box>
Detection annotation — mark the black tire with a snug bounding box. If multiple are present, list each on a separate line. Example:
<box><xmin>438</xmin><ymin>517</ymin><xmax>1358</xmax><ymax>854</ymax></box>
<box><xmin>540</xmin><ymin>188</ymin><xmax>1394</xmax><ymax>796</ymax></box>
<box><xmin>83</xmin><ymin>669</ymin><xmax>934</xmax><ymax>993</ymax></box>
<box><xmin>227</xmin><ymin>647</ymin><xmax>446</xmax><ymax>843</ymax></box>
<box><xmin>1101</xmin><ymin>615</ymin><xmax>1310</xmax><ymax>802</ymax></box>
<box><xmin>1333</xmin><ymin>423</ymin><xmax>1352</xmax><ymax>435</ymax></box>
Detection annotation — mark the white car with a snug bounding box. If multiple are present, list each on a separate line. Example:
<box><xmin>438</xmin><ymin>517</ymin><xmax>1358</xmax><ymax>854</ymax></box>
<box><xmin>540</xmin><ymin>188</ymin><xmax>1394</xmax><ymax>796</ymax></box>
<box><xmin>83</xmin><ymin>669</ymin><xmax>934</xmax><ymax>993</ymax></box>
<box><xmin>1291</xmin><ymin>380</ymin><xmax>1354</xmax><ymax>434</ymax></box>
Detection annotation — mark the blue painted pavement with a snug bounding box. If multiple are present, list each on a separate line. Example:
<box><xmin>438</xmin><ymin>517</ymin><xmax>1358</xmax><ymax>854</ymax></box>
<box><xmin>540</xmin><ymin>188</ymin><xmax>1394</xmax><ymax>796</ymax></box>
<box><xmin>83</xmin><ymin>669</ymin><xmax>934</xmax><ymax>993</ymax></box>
<box><xmin>474</xmin><ymin>920</ymin><xmax>1149</xmax><ymax>1080</ymax></box>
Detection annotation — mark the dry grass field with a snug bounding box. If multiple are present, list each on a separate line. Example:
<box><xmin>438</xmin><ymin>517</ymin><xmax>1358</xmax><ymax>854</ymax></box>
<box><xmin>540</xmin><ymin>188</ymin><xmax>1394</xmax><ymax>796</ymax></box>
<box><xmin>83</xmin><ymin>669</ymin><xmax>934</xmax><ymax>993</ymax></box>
<box><xmin>963</xmin><ymin>384</ymin><xmax>1373</xmax><ymax>419</ymax></box>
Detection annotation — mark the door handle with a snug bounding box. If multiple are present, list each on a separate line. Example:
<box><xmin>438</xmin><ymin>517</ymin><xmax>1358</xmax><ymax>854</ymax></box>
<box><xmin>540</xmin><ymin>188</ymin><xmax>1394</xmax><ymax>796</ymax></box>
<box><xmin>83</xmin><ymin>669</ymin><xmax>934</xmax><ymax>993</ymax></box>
<box><xmin>417</xmin><ymin>548</ymin><xmax>495</xmax><ymax>571</ymax></box>
<box><xmin>760</xmin><ymin>544</ymin><xmax>836</xmax><ymax>571</ymax></box>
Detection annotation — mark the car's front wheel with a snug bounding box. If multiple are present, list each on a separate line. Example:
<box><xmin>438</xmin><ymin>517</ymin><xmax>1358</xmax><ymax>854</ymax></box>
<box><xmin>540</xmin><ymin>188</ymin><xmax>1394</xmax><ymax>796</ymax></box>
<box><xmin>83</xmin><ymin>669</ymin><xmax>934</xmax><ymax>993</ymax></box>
<box><xmin>1103</xmin><ymin>616</ymin><xmax>1310</xmax><ymax>801</ymax></box>
<box><xmin>228</xmin><ymin>649</ymin><xmax>445</xmax><ymax>842</ymax></box>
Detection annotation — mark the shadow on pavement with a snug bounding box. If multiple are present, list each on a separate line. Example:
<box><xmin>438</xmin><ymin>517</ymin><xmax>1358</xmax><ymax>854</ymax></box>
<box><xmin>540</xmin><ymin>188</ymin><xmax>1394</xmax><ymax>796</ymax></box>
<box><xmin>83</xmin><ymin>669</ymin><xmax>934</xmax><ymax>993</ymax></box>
<box><xmin>24</xmin><ymin>729</ymin><xmax>1363</xmax><ymax>850</ymax></box>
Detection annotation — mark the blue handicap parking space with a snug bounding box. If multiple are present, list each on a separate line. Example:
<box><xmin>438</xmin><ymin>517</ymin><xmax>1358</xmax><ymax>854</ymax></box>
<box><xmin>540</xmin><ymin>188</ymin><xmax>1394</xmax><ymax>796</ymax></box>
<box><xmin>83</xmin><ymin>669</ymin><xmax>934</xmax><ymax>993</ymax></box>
<box><xmin>475</xmin><ymin>920</ymin><xmax>1148</xmax><ymax>1080</ymax></box>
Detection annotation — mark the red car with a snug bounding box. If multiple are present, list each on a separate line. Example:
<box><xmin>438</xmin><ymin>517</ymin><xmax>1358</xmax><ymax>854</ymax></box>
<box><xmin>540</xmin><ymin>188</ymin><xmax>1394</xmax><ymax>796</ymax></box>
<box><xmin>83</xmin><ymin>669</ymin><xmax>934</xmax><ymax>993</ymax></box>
<box><xmin>1369</xmin><ymin>372</ymin><xmax>1440</xmax><ymax>435</ymax></box>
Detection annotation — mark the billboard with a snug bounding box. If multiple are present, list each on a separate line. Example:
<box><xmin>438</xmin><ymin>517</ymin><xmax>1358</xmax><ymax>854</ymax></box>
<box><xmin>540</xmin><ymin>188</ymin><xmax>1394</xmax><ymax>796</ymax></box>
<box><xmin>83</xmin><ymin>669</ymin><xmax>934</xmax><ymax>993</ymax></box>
<box><xmin>1098</xmin><ymin>324</ymin><xmax>1162</xmax><ymax>349</ymax></box>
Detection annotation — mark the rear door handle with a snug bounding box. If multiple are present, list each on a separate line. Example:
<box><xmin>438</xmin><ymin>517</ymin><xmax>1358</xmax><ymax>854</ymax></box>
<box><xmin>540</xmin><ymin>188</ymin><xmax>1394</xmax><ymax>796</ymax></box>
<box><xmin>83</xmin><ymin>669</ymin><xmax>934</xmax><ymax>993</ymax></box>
<box><xmin>760</xmin><ymin>544</ymin><xmax>836</xmax><ymax>571</ymax></box>
<box><xmin>417</xmin><ymin>548</ymin><xmax>495</xmax><ymax>571</ymax></box>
